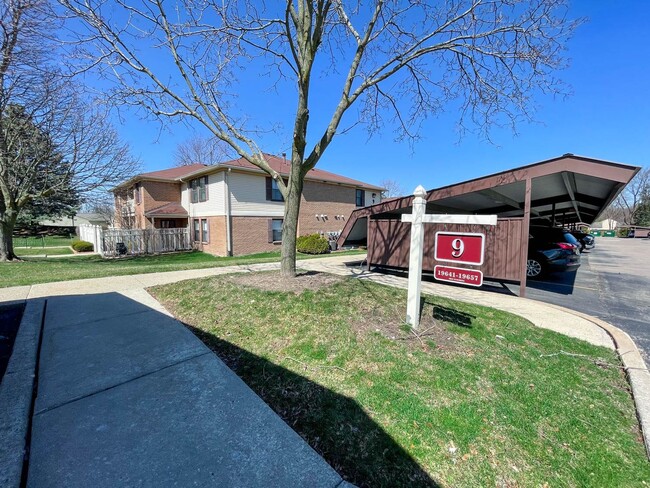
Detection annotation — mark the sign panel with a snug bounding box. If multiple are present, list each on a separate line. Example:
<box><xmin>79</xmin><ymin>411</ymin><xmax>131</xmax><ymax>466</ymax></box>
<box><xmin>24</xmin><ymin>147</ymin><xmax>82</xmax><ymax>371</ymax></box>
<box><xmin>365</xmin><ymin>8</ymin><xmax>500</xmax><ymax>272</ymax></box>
<box><xmin>434</xmin><ymin>265</ymin><xmax>483</xmax><ymax>287</ymax></box>
<box><xmin>434</xmin><ymin>232</ymin><xmax>485</xmax><ymax>266</ymax></box>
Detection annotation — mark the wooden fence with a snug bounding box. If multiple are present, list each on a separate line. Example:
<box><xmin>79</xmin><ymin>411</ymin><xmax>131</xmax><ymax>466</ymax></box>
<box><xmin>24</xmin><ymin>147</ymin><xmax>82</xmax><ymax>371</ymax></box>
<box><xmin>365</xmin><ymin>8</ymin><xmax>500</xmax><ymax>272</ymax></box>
<box><xmin>79</xmin><ymin>225</ymin><xmax>191</xmax><ymax>257</ymax></box>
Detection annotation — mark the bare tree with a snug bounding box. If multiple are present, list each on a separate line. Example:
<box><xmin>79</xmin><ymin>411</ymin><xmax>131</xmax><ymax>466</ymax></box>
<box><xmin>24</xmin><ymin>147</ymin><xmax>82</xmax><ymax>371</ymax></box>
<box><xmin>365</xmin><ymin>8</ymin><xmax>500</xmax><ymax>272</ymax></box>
<box><xmin>0</xmin><ymin>0</ymin><xmax>138</xmax><ymax>261</ymax></box>
<box><xmin>174</xmin><ymin>135</ymin><xmax>233</xmax><ymax>166</ymax></box>
<box><xmin>613</xmin><ymin>167</ymin><xmax>650</xmax><ymax>225</ymax></box>
<box><xmin>379</xmin><ymin>179</ymin><xmax>406</xmax><ymax>198</ymax></box>
<box><xmin>62</xmin><ymin>0</ymin><xmax>579</xmax><ymax>276</ymax></box>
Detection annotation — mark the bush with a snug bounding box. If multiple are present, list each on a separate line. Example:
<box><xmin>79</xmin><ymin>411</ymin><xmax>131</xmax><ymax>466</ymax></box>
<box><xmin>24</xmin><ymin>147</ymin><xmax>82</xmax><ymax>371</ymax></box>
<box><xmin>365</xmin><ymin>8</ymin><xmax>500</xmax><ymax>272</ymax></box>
<box><xmin>296</xmin><ymin>234</ymin><xmax>330</xmax><ymax>254</ymax></box>
<box><xmin>72</xmin><ymin>240</ymin><xmax>94</xmax><ymax>252</ymax></box>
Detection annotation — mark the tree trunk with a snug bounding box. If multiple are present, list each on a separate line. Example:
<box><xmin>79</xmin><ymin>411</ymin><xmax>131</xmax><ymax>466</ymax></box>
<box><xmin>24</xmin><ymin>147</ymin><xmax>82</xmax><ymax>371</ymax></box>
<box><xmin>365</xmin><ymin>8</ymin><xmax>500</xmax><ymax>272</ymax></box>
<box><xmin>280</xmin><ymin>163</ymin><xmax>305</xmax><ymax>278</ymax></box>
<box><xmin>0</xmin><ymin>211</ymin><xmax>18</xmax><ymax>261</ymax></box>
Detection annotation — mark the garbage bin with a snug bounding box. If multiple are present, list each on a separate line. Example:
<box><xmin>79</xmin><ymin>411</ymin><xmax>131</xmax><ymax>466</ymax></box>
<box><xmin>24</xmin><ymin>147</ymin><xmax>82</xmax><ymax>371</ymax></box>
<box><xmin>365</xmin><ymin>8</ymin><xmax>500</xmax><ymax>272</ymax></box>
<box><xmin>328</xmin><ymin>240</ymin><xmax>337</xmax><ymax>252</ymax></box>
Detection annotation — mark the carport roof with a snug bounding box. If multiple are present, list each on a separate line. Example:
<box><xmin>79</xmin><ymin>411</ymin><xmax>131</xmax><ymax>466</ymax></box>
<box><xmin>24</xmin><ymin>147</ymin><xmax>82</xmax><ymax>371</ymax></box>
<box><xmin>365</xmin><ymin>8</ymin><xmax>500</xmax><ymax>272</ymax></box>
<box><xmin>338</xmin><ymin>154</ymin><xmax>640</xmax><ymax>245</ymax></box>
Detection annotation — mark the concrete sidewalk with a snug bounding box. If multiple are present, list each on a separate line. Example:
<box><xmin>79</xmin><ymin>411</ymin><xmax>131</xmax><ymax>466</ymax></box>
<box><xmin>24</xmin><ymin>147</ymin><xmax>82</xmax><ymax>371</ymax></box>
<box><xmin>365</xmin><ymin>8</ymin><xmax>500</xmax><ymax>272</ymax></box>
<box><xmin>26</xmin><ymin>291</ymin><xmax>345</xmax><ymax>488</ymax></box>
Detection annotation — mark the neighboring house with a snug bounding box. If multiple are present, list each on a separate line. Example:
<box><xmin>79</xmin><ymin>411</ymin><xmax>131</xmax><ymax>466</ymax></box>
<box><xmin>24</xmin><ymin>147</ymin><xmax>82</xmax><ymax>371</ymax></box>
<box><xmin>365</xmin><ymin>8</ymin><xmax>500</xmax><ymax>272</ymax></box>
<box><xmin>39</xmin><ymin>213</ymin><xmax>111</xmax><ymax>229</ymax></box>
<box><xmin>112</xmin><ymin>154</ymin><xmax>383</xmax><ymax>256</ymax></box>
<box><xmin>591</xmin><ymin>218</ymin><xmax>618</xmax><ymax>230</ymax></box>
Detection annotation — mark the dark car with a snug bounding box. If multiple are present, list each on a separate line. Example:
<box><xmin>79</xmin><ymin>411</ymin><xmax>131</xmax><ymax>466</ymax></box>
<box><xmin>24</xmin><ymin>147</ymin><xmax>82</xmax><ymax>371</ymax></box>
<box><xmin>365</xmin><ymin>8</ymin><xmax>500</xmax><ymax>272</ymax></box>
<box><xmin>569</xmin><ymin>230</ymin><xmax>595</xmax><ymax>252</ymax></box>
<box><xmin>527</xmin><ymin>226</ymin><xmax>581</xmax><ymax>278</ymax></box>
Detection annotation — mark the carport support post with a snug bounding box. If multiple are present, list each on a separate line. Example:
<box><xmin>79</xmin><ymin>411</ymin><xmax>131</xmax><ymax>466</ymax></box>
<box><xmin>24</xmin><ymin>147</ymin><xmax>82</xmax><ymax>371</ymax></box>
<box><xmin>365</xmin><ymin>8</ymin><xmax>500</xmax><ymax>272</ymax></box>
<box><xmin>519</xmin><ymin>177</ymin><xmax>532</xmax><ymax>298</ymax></box>
<box><xmin>406</xmin><ymin>186</ymin><xmax>427</xmax><ymax>328</ymax></box>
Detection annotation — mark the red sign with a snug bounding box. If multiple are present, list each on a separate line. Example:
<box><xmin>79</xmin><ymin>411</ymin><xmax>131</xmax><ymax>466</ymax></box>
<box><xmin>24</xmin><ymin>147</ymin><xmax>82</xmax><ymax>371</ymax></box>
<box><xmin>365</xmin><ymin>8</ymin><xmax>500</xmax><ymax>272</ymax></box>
<box><xmin>434</xmin><ymin>265</ymin><xmax>483</xmax><ymax>287</ymax></box>
<box><xmin>434</xmin><ymin>232</ymin><xmax>485</xmax><ymax>266</ymax></box>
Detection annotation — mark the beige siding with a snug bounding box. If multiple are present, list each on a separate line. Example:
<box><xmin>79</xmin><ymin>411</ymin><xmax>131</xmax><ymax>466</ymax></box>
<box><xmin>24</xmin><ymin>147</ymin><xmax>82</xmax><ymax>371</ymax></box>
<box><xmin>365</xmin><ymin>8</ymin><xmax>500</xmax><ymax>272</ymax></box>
<box><xmin>229</xmin><ymin>172</ymin><xmax>284</xmax><ymax>216</ymax></box>
<box><xmin>365</xmin><ymin>189</ymin><xmax>381</xmax><ymax>207</ymax></box>
<box><xmin>185</xmin><ymin>173</ymin><xmax>226</xmax><ymax>217</ymax></box>
<box><xmin>181</xmin><ymin>182</ymin><xmax>189</xmax><ymax>209</ymax></box>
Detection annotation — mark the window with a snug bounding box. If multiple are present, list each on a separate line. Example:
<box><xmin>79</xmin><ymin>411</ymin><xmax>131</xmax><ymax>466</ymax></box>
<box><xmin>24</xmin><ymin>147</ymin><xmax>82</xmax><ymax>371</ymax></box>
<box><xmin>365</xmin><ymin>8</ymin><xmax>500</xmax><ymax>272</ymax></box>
<box><xmin>134</xmin><ymin>183</ymin><xmax>141</xmax><ymax>204</ymax></box>
<box><xmin>265</xmin><ymin>177</ymin><xmax>284</xmax><ymax>202</ymax></box>
<box><xmin>268</xmin><ymin>219</ymin><xmax>283</xmax><ymax>243</ymax></box>
<box><xmin>201</xmin><ymin>219</ymin><xmax>209</xmax><ymax>243</ymax></box>
<box><xmin>160</xmin><ymin>219</ymin><xmax>175</xmax><ymax>228</ymax></box>
<box><xmin>193</xmin><ymin>219</ymin><xmax>200</xmax><ymax>242</ymax></box>
<box><xmin>190</xmin><ymin>176</ymin><xmax>209</xmax><ymax>203</ymax></box>
<box><xmin>355</xmin><ymin>189</ymin><xmax>365</xmax><ymax>207</ymax></box>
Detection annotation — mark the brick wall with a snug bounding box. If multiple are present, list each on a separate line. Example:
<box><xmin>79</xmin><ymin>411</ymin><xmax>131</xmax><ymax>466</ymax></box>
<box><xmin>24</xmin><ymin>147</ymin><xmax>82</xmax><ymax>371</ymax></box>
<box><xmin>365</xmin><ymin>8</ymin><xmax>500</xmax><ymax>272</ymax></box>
<box><xmin>299</xmin><ymin>181</ymin><xmax>369</xmax><ymax>236</ymax></box>
<box><xmin>125</xmin><ymin>181</ymin><xmax>182</xmax><ymax>229</ymax></box>
<box><xmin>142</xmin><ymin>181</ymin><xmax>181</xmax><ymax>209</ymax></box>
<box><xmin>231</xmin><ymin>216</ymin><xmax>281</xmax><ymax>255</ymax></box>
<box><xmin>190</xmin><ymin>216</ymin><xmax>227</xmax><ymax>256</ymax></box>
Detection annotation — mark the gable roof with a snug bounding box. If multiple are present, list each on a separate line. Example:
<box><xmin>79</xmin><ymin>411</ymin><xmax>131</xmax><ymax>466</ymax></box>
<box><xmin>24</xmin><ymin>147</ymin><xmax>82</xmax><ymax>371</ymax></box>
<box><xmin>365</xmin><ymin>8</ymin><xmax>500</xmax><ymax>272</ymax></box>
<box><xmin>216</xmin><ymin>154</ymin><xmax>384</xmax><ymax>191</ymax></box>
<box><xmin>113</xmin><ymin>154</ymin><xmax>383</xmax><ymax>192</ymax></box>
<box><xmin>141</xmin><ymin>164</ymin><xmax>209</xmax><ymax>180</ymax></box>
<box><xmin>113</xmin><ymin>164</ymin><xmax>209</xmax><ymax>190</ymax></box>
<box><xmin>145</xmin><ymin>202</ymin><xmax>189</xmax><ymax>218</ymax></box>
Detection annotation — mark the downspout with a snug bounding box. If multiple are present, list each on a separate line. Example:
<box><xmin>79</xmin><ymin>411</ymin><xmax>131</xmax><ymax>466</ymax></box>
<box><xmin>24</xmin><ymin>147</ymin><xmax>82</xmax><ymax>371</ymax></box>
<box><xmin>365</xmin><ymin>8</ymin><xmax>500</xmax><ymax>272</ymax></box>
<box><xmin>224</xmin><ymin>169</ymin><xmax>233</xmax><ymax>256</ymax></box>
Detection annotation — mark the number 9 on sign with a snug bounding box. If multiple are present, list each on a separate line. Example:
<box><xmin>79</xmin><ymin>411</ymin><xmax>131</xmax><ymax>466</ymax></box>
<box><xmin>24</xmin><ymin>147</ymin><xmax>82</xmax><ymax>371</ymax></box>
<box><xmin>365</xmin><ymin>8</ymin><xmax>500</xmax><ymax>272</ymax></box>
<box><xmin>451</xmin><ymin>238</ymin><xmax>464</xmax><ymax>258</ymax></box>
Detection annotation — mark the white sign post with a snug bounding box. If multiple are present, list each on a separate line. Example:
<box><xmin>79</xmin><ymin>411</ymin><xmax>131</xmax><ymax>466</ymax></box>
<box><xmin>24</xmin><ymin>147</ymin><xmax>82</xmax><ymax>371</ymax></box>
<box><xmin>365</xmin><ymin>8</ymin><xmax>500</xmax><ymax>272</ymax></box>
<box><xmin>402</xmin><ymin>186</ymin><xmax>497</xmax><ymax>328</ymax></box>
<box><xmin>404</xmin><ymin>186</ymin><xmax>428</xmax><ymax>327</ymax></box>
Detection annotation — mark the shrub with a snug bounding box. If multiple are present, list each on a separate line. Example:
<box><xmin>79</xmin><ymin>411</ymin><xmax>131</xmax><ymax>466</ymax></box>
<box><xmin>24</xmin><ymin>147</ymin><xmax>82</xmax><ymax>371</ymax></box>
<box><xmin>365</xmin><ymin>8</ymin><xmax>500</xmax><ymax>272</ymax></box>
<box><xmin>72</xmin><ymin>240</ymin><xmax>94</xmax><ymax>252</ymax></box>
<box><xmin>296</xmin><ymin>234</ymin><xmax>330</xmax><ymax>254</ymax></box>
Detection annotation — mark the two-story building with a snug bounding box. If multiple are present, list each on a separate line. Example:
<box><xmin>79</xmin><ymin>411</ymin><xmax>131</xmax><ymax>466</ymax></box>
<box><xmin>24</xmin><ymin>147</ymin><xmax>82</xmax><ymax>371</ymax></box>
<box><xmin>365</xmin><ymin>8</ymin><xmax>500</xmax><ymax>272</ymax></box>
<box><xmin>113</xmin><ymin>154</ymin><xmax>383</xmax><ymax>256</ymax></box>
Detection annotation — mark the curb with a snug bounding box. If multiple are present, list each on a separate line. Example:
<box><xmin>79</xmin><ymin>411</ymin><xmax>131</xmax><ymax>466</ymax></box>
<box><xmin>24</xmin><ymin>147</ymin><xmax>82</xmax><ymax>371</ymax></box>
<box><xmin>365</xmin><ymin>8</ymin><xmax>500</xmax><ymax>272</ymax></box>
<box><xmin>542</xmin><ymin>303</ymin><xmax>650</xmax><ymax>460</ymax></box>
<box><xmin>0</xmin><ymin>299</ymin><xmax>46</xmax><ymax>488</ymax></box>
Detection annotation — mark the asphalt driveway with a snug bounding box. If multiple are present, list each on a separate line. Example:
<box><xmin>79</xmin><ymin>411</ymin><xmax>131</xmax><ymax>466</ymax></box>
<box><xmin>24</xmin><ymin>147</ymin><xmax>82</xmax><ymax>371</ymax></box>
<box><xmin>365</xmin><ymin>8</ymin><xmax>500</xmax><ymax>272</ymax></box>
<box><xmin>505</xmin><ymin>238</ymin><xmax>650</xmax><ymax>366</ymax></box>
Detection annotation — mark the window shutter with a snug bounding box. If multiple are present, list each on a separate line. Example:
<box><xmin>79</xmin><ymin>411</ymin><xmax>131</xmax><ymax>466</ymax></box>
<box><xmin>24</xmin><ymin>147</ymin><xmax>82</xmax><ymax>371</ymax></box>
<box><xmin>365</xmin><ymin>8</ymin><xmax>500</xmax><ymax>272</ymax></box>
<box><xmin>265</xmin><ymin>177</ymin><xmax>272</xmax><ymax>201</ymax></box>
<box><xmin>204</xmin><ymin>176</ymin><xmax>209</xmax><ymax>200</ymax></box>
<box><xmin>267</xmin><ymin>219</ymin><xmax>273</xmax><ymax>243</ymax></box>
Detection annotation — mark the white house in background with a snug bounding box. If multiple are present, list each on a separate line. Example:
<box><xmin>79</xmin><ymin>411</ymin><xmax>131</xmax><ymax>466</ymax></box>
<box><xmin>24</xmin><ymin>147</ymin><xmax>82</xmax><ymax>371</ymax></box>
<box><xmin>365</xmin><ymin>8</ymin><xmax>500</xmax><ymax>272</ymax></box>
<box><xmin>39</xmin><ymin>213</ymin><xmax>111</xmax><ymax>230</ymax></box>
<box><xmin>113</xmin><ymin>153</ymin><xmax>384</xmax><ymax>256</ymax></box>
<box><xmin>591</xmin><ymin>218</ymin><xmax>618</xmax><ymax>230</ymax></box>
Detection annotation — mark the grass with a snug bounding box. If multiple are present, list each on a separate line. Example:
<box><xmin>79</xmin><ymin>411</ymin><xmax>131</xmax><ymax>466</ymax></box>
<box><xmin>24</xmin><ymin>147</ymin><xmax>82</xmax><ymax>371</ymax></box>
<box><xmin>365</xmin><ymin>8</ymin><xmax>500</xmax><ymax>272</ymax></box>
<box><xmin>14</xmin><ymin>246</ymin><xmax>74</xmax><ymax>256</ymax></box>
<box><xmin>151</xmin><ymin>274</ymin><xmax>650</xmax><ymax>488</ymax></box>
<box><xmin>13</xmin><ymin>235</ymin><xmax>75</xmax><ymax>248</ymax></box>
<box><xmin>0</xmin><ymin>250</ymin><xmax>365</xmax><ymax>288</ymax></box>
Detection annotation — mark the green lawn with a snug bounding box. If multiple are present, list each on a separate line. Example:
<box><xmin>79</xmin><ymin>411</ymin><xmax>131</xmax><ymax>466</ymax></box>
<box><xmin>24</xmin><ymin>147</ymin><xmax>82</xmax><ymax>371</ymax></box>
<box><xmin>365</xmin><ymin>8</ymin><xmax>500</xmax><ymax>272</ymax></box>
<box><xmin>151</xmin><ymin>274</ymin><xmax>650</xmax><ymax>487</ymax></box>
<box><xmin>13</xmin><ymin>235</ymin><xmax>75</xmax><ymax>248</ymax></box>
<box><xmin>14</xmin><ymin>246</ymin><xmax>74</xmax><ymax>256</ymax></box>
<box><xmin>0</xmin><ymin>250</ymin><xmax>364</xmax><ymax>288</ymax></box>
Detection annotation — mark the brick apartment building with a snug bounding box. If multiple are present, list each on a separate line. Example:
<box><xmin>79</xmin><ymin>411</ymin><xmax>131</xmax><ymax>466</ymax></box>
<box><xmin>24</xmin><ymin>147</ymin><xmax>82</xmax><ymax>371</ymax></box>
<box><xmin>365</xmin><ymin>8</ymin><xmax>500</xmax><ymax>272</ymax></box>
<box><xmin>113</xmin><ymin>154</ymin><xmax>384</xmax><ymax>256</ymax></box>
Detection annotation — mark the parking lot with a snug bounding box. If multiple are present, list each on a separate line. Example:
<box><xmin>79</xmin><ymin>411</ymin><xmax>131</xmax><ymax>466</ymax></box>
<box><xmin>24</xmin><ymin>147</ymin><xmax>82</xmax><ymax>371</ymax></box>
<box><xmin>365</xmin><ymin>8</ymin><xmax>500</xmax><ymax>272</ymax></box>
<box><xmin>504</xmin><ymin>238</ymin><xmax>650</xmax><ymax>365</ymax></box>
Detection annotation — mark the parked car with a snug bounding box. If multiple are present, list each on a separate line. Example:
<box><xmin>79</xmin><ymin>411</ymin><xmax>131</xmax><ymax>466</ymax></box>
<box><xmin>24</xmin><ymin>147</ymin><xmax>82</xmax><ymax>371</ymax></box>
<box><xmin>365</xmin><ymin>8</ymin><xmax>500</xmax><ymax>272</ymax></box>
<box><xmin>569</xmin><ymin>230</ymin><xmax>595</xmax><ymax>252</ymax></box>
<box><xmin>527</xmin><ymin>226</ymin><xmax>581</xmax><ymax>278</ymax></box>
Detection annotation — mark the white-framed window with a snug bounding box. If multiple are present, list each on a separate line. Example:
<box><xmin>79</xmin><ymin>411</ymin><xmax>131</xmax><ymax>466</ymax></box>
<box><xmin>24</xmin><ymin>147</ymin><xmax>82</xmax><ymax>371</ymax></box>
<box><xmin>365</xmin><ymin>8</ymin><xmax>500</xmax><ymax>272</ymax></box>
<box><xmin>201</xmin><ymin>219</ymin><xmax>209</xmax><ymax>243</ymax></box>
<box><xmin>268</xmin><ymin>218</ymin><xmax>283</xmax><ymax>242</ymax></box>
<box><xmin>355</xmin><ymin>189</ymin><xmax>365</xmax><ymax>207</ymax></box>
<box><xmin>193</xmin><ymin>219</ymin><xmax>200</xmax><ymax>242</ymax></box>
<box><xmin>265</xmin><ymin>177</ymin><xmax>284</xmax><ymax>202</ymax></box>
<box><xmin>190</xmin><ymin>176</ymin><xmax>209</xmax><ymax>203</ymax></box>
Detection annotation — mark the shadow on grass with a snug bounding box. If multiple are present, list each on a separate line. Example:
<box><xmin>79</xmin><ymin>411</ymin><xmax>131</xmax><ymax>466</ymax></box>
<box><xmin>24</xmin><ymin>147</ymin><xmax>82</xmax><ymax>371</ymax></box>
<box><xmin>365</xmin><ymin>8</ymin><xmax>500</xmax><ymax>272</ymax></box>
<box><xmin>184</xmin><ymin>323</ymin><xmax>440</xmax><ymax>488</ymax></box>
<box><xmin>431</xmin><ymin>305</ymin><xmax>474</xmax><ymax>328</ymax></box>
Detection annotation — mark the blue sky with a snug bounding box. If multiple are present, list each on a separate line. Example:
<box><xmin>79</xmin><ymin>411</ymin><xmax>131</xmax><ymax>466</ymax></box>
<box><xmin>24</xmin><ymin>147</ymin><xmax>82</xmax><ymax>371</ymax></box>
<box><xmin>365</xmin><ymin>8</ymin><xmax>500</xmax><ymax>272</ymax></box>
<box><xmin>112</xmin><ymin>1</ymin><xmax>650</xmax><ymax>195</ymax></box>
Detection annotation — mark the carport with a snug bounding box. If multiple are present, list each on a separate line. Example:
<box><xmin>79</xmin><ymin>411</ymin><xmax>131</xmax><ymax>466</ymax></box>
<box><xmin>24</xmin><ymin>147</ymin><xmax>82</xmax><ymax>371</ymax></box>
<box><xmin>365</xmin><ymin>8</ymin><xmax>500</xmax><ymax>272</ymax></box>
<box><xmin>337</xmin><ymin>154</ymin><xmax>640</xmax><ymax>297</ymax></box>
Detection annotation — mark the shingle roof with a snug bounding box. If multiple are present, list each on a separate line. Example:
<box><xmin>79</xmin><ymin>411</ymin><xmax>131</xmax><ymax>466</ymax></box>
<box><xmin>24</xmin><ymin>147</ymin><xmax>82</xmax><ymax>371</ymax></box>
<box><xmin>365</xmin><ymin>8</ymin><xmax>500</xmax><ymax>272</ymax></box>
<box><xmin>140</xmin><ymin>164</ymin><xmax>209</xmax><ymax>180</ymax></box>
<box><xmin>145</xmin><ymin>202</ymin><xmax>188</xmax><ymax>217</ymax></box>
<box><xmin>221</xmin><ymin>153</ymin><xmax>384</xmax><ymax>191</ymax></box>
<box><xmin>115</xmin><ymin>154</ymin><xmax>383</xmax><ymax>191</ymax></box>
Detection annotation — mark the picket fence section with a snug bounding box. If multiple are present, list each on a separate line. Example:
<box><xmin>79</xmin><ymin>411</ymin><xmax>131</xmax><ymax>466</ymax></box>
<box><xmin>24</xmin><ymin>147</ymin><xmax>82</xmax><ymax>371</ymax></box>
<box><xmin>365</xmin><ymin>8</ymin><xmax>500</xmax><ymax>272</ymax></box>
<box><xmin>78</xmin><ymin>225</ymin><xmax>191</xmax><ymax>257</ymax></box>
